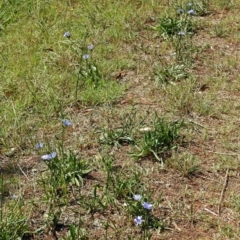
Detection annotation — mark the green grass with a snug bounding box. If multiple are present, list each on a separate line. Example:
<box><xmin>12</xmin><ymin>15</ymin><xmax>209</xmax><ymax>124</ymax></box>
<box><xmin>1</xmin><ymin>0</ymin><xmax>240</xmax><ymax>239</ymax></box>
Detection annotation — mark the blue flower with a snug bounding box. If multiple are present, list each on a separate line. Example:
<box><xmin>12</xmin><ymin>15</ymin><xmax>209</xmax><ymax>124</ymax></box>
<box><xmin>83</xmin><ymin>54</ymin><xmax>90</xmax><ymax>60</ymax></box>
<box><xmin>11</xmin><ymin>194</ymin><xmax>18</xmax><ymax>199</ymax></box>
<box><xmin>63</xmin><ymin>31</ymin><xmax>71</xmax><ymax>38</ymax></box>
<box><xmin>41</xmin><ymin>152</ymin><xmax>57</xmax><ymax>161</ymax></box>
<box><xmin>35</xmin><ymin>142</ymin><xmax>44</xmax><ymax>149</ymax></box>
<box><xmin>187</xmin><ymin>9</ymin><xmax>196</xmax><ymax>15</ymax></box>
<box><xmin>62</xmin><ymin>119</ymin><xmax>72</xmax><ymax>127</ymax></box>
<box><xmin>142</xmin><ymin>202</ymin><xmax>153</xmax><ymax>210</ymax></box>
<box><xmin>177</xmin><ymin>9</ymin><xmax>184</xmax><ymax>14</ymax></box>
<box><xmin>87</xmin><ymin>44</ymin><xmax>94</xmax><ymax>50</ymax></box>
<box><xmin>134</xmin><ymin>216</ymin><xmax>144</xmax><ymax>226</ymax></box>
<box><xmin>133</xmin><ymin>194</ymin><xmax>142</xmax><ymax>201</ymax></box>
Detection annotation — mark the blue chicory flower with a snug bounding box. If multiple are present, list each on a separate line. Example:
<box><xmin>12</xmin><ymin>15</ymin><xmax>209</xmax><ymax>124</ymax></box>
<box><xmin>62</xmin><ymin>119</ymin><xmax>72</xmax><ymax>127</ymax></box>
<box><xmin>177</xmin><ymin>8</ymin><xmax>184</xmax><ymax>14</ymax></box>
<box><xmin>35</xmin><ymin>142</ymin><xmax>44</xmax><ymax>149</ymax></box>
<box><xmin>11</xmin><ymin>194</ymin><xmax>18</xmax><ymax>199</ymax></box>
<box><xmin>134</xmin><ymin>216</ymin><xmax>144</xmax><ymax>226</ymax></box>
<box><xmin>41</xmin><ymin>152</ymin><xmax>57</xmax><ymax>161</ymax></box>
<box><xmin>83</xmin><ymin>54</ymin><xmax>90</xmax><ymax>60</ymax></box>
<box><xmin>87</xmin><ymin>44</ymin><xmax>94</xmax><ymax>50</ymax></box>
<box><xmin>187</xmin><ymin>9</ymin><xmax>196</xmax><ymax>15</ymax></box>
<box><xmin>142</xmin><ymin>202</ymin><xmax>153</xmax><ymax>210</ymax></box>
<box><xmin>133</xmin><ymin>194</ymin><xmax>142</xmax><ymax>201</ymax></box>
<box><xmin>63</xmin><ymin>31</ymin><xmax>71</xmax><ymax>38</ymax></box>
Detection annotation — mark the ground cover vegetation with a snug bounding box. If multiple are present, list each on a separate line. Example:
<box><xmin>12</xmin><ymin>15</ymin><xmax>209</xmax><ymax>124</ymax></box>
<box><xmin>1</xmin><ymin>0</ymin><xmax>240</xmax><ymax>239</ymax></box>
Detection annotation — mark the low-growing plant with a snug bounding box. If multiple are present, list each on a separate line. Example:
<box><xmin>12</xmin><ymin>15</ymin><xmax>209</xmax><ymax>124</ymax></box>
<box><xmin>38</xmin><ymin>155</ymin><xmax>91</xmax><ymax>239</ymax></box>
<box><xmin>230</xmin><ymin>193</ymin><xmax>240</xmax><ymax>213</ymax></box>
<box><xmin>96</xmin><ymin>154</ymin><xmax>144</xmax><ymax>207</ymax></box>
<box><xmin>64</xmin><ymin>224</ymin><xmax>88</xmax><ymax>240</ymax></box>
<box><xmin>126</xmin><ymin>193</ymin><xmax>165</xmax><ymax>238</ymax></box>
<box><xmin>167</xmin><ymin>152</ymin><xmax>201</xmax><ymax>177</ymax></box>
<box><xmin>154</xmin><ymin>12</ymin><xmax>195</xmax><ymax>39</ymax></box>
<box><xmin>217</xmin><ymin>0</ymin><xmax>235</xmax><ymax>9</ymax></box>
<box><xmin>44</xmin><ymin>151</ymin><xmax>92</xmax><ymax>189</ymax></box>
<box><xmin>153</xmin><ymin>63</ymin><xmax>188</xmax><ymax>84</ymax></box>
<box><xmin>0</xmin><ymin>193</ymin><xmax>30</xmax><ymax>240</ymax></box>
<box><xmin>165</xmin><ymin>77</ymin><xmax>217</xmax><ymax>116</ymax></box>
<box><xmin>81</xmin><ymin>184</ymin><xmax>107</xmax><ymax>215</ymax></box>
<box><xmin>173</xmin><ymin>30</ymin><xmax>195</xmax><ymax>63</ymax></box>
<box><xmin>111</xmin><ymin>170</ymin><xmax>143</xmax><ymax>200</ymax></box>
<box><xmin>99</xmin><ymin>126</ymin><xmax>135</xmax><ymax>147</ymax></box>
<box><xmin>38</xmin><ymin>118</ymin><xmax>92</xmax><ymax>201</ymax></box>
<box><xmin>61</xmin><ymin>34</ymin><xmax>125</xmax><ymax>105</ymax></box>
<box><xmin>212</xmin><ymin>23</ymin><xmax>228</xmax><ymax>38</ymax></box>
<box><xmin>99</xmin><ymin>108</ymin><xmax>149</xmax><ymax>147</ymax></box>
<box><xmin>173</xmin><ymin>0</ymin><xmax>210</xmax><ymax>16</ymax></box>
<box><xmin>78</xmin><ymin>52</ymin><xmax>102</xmax><ymax>89</ymax></box>
<box><xmin>80</xmin><ymin>80</ymin><xmax>125</xmax><ymax>105</ymax></box>
<box><xmin>194</xmin><ymin>0</ymin><xmax>210</xmax><ymax>16</ymax></box>
<box><xmin>153</xmin><ymin>3</ymin><xmax>197</xmax><ymax>63</ymax></box>
<box><xmin>100</xmin><ymin>155</ymin><xmax>115</xmax><ymax>196</ymax></box>
<box><xmin>61</xmin><ymin>32</ymin><xmax>97</xmax><ymax>98</ymax></box>
<box><xmin>132</xmin><ymin>114</ymin><xmax>184</xmax><ymax>166</ymax></box>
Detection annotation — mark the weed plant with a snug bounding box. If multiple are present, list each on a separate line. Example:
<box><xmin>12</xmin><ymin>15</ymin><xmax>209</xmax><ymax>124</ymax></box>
<box><xmin>0</xmin><ymin>192</ymin><xmax>29</xmax><ymax>240</ymax></box>
<box><xmin>154</xmin><ymin>1</ymin><xmax>198</xmax><ymax>63</ymax></box>
<box><xmin>99</xmin><ymin>108</ymin><xmax>148</xmax><ymax>147</ymax></box>
<box><xmin>40</xmin><ymin>119</ymin><xmax>92</xmax><ymax>199</ymax></box>
<box><xmin>34</xmin><ymin>119</ymin><xmax>93</xmax><ymax>236</ymax></box>
<box><xmin>126</xmin><ymin>193</ymin><xmax>164</xmax><ymax>238</ymax></box>
<box><xmin>173</xmin><ymin>0</ymin><xmax>210</xmax><ymax>16</ymax></box>
<box><xmin>81</xmin><ymin>184</ymin><xmax>107</xmax><ymax>216</ymax></box>
<box><xmin>43</xmin><ymin>151</ymin><xmax>92</xmax><ymax>189</ymax></box>
<box><xmin>167</xmin><ymin>152</ymin><xmax>201</xmax><ymax>177</ymax></box>
<box><xmin>64</xmin><ymin>223</ymin><xmax>88</xmax><ymax>240</ymax></box>
<box><xmin>132</xmin><ymin>114</ymin><xmax>184</xmax><ymax>166</ymax></box>
<box><xmin>61</xmin><ymin>33</ymin><xmax>124</xmax><ymax>104</ymax></box>
<box><xmin>155</xmin><ymin>14</ymin><xmax>195</xmax><ymax>39</ymax></box>
<box><xmin>99</xmin><ymin>155</ymin><xmax>143</xmax><ymax>202</ymax></box>
<box><xmin>153</xmin><ymin>63</ymin><xmax>188</xmax><ymax>84</ymax></box>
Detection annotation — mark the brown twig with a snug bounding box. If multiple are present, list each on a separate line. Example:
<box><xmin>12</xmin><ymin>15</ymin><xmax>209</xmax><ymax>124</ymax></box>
<box><xmin>218</xmin><ymin>168</ymin><xmax>229</xmax><ymax>215</ymax></box>
<box><xmin>203</xmin><ymin>207</ymin><xmax>218</xmax><ymax>216</ymax></box>
<box><xmin>18</xmin><ymin>164</ymin><xmax>29</xmax><ymax>181</ymax></box>
<box><xmin>207</xmin><ymin>150</ymin><xmax>239</xmax><ymax>156</ymax></box>
<box><xmin>172</xmin><ymin>220</ymin><xmax>182</xmax><ymax>231</ymax></box>
<box><xmin>188</xmin><ymin>120</ymin><xmax>208</xmax><ymax>129</ymax></box>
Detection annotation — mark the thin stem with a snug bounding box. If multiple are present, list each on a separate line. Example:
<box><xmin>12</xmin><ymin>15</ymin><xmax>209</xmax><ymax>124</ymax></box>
<box><xmin>0</xmin><ymin>174</ymin><xmax>3</xmax><ymax>223</ymax></box>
